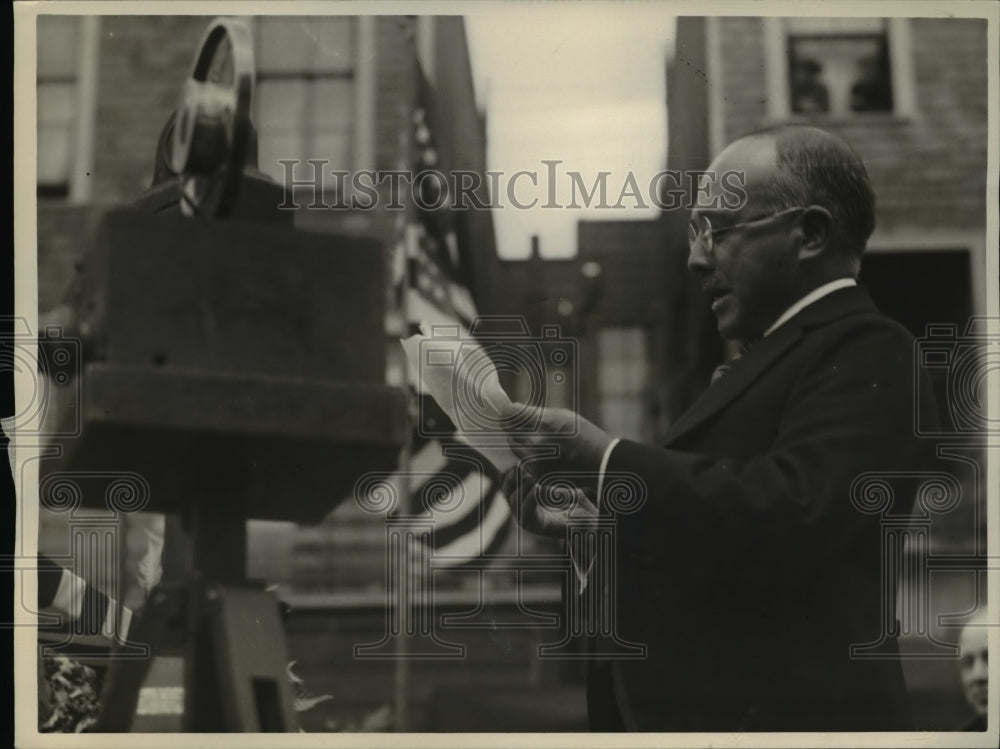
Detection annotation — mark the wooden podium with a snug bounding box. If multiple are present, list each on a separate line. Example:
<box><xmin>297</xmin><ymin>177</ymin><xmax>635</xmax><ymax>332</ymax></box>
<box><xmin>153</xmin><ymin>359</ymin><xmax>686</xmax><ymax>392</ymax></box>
<box><xmin>46</xmin><ymin>208</ymin><xmax>408</xmax><ymax>731</ymax></box>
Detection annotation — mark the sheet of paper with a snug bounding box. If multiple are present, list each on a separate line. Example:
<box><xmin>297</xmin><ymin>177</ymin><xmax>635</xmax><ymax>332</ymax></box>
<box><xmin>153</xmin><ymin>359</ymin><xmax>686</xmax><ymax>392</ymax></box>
<box><xmin>400</xmin><ymin>327</ymin><xmax>519</xmax><ymax>473</ymax></box>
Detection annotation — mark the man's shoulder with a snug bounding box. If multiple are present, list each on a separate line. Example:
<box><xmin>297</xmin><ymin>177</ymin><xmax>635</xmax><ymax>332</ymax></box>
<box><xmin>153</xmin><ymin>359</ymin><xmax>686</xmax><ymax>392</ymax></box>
<box><xmin>825</xmin><ymin>308</ymin><xmax>914</xmax><ymax>347</ymax></box>
<box><xmin>795</xmin><ymin>286</ymin><xmax>911</xmax><ymax>340</ymax></box>
<box><xmin>784</xmin><ymin>303</ymin><xmax>920</xmax><ymax>391</ymax></box>
<box><xmin>799</xmin><ymin>294</ymin><xmax>916</xmax><ymax>360</ymax></box>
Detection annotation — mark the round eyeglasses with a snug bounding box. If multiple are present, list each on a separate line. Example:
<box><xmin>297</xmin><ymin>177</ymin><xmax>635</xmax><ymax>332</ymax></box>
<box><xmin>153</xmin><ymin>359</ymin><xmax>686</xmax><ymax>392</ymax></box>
<box><xmin>688</xmin><ymin>206</ymin><xmax>808</xmax><ymax>255</ymax></box>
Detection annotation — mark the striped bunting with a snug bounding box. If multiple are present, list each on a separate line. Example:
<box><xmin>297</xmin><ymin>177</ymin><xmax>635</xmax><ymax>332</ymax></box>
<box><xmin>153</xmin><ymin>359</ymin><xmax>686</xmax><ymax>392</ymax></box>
<box><xmin>37</xmin><ymin>554</ymin><xmax>134</xmax><ymax>641</ymax></box>
<box><xmin>384</xmin><ymin>103</ymin><xmax>513</xmax><ymax>568</ymax></box>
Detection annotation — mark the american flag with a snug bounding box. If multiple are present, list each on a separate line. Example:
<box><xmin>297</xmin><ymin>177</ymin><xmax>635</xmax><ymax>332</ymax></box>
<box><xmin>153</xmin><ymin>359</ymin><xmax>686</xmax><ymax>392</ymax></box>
<box><xmin>383</xmin><ymin>104</ymin><xmax>513</xmax><ymax>569</ymax></box>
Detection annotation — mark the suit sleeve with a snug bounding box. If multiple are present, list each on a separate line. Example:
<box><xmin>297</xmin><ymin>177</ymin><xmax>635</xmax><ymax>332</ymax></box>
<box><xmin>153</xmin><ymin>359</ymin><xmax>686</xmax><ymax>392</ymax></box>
<box><xmin>605</xmin><ymin>320</ymin><xmax>935</xmax><ymax>572</ymax></box>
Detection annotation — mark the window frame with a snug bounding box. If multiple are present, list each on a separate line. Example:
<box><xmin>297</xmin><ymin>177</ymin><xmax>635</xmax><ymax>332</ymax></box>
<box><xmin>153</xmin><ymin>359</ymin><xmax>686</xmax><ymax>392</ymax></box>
<box><xmin>36</xmin><ymin>15</ymin><xmax>100</xmax><ymax>202</ymax></box>
<box><xmin>763</xmin><ymin>17</ymin><xmax>916</xmax><ymax>123</ymax></box>
<box><xmin>249</xmin><ymin>15</ymin><xmax>375</xmax><ymax>194</ymax></box>
<box><xmin>595</xmin><ymin>325</ymin><xmax>654</xmax><ymax>443</ymax></box>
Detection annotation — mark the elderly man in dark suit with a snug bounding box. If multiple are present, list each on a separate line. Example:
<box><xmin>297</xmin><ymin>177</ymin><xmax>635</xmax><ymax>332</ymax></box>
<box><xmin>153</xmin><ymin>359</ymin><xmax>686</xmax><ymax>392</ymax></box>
<box><xmin>502</xmin><ymin>125</ymin><xmax>939</xmax><ymax>731</ymax></box>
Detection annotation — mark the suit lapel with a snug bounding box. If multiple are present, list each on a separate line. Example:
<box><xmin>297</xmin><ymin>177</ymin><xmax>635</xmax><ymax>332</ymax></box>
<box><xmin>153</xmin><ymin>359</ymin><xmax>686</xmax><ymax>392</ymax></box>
<box><xmin>663</xmin><ymin>324</ymin><xmax>802</xmax><ymax>445</ymax></box>
<box><xmin>662</xmin><ymin>286</ymin><xmax>878</xmax><ymax>446</ymax></box>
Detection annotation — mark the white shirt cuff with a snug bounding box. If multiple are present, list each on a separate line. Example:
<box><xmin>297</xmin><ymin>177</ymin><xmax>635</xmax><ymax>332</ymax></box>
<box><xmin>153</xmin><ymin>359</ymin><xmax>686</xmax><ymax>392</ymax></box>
<box><xmin>595</xmin><ymin>438</ymin><xmax>621</xmax><ymax>510</ymax></box>
<box><xmin>572</xmin><ymin>438</ymin><xmax>621</xmax><ymax>594</ymax></box>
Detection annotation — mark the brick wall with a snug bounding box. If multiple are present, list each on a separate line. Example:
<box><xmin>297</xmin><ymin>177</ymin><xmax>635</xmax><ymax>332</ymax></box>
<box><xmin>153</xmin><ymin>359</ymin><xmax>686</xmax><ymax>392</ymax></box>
<box><xmin>36</xmin><ymin>204</ymin><xmax>103</xmax><ymax>312</ymax></box>
<box><xmin>38</xmin><ymin>17</ymin><xmax>205</xmax><ymax>311</ymax></box>
<box><xmin>92</xmin><ymin>16</ymin><xmax>206</xmax><ymax>203</ymax></box>
<box><xmin>879</xmin><ymin>18</ymin><xmax>987</xmax><ymax>232</ymax></box>
<box><xmin>717</xmin><ymin>17</ymin><xmax>770</xmax><ymax>147</ymax></box>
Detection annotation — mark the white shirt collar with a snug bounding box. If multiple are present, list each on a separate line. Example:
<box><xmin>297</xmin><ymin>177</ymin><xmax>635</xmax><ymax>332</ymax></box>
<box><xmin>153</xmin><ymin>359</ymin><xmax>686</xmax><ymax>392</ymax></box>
<box><xmin>763</xmin><ymin>278</ymin><xmax>857</xmax><ymax>338</ymax></box>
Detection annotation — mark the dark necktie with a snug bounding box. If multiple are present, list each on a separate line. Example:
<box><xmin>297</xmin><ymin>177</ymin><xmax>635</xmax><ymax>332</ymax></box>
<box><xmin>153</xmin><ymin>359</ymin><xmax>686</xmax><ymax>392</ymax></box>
<box><xmin>710</xmin><ymin>359</ymin><xmax>735</xmax><ymax>384</ymax></box>
<box><xmin>709</xmin><ymin>340</ymin><xmax>754</xmax><ymax>385</ymax></box>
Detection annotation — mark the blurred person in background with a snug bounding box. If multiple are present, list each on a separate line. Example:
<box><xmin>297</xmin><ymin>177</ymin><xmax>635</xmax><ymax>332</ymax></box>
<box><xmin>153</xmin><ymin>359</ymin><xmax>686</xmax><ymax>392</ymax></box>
<box><xmin>958</xmin><ymin>609</ymin><xmax>988</xmax><ymax>730</ymax></box>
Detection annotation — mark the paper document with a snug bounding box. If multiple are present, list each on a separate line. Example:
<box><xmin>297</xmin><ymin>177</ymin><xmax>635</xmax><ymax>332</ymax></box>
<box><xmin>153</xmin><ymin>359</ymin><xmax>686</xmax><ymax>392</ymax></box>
<box><xmin>400</xmin><ymin>326</ymin><xmax>519</xmax><ymax>472</ymax></box>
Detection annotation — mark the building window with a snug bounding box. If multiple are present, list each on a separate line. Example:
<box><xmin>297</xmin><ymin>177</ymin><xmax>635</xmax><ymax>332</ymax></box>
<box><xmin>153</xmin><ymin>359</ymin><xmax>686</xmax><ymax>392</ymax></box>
<box><xmin>597</xmin><ymin>327</ymin><xmax>652</xmax><ymax>443</ymax></box>
<box><xmin>36</xmin><ymin>15</ymin><xmax>98</xmax><ymax>202</ymax></box>
<box><xmin>765</xmin><ymin>18</ymin><xmax>915</xmax><ymax>121</ymax></box>
<box><xmin>37</xmin><ymin>16</ymin><xmax>81</xmax><ymax>197</ymax></box>
<box><xmin>786</xmin><ymin>18</ymin><xmax>893</xmax><ymax>116</ymax></box>
<box><xmin>253</xmin><ymin>17</ymin><xmax>356</xmax><ymax>200</ymax></box>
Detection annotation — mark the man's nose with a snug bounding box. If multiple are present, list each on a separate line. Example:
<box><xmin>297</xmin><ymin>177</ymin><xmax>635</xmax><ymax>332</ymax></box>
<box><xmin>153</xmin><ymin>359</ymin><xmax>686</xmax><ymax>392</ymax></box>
<box><xmin>687</xmin><ymin>242</ymin><xmax>712</xmax><ymax>274</ymax></box>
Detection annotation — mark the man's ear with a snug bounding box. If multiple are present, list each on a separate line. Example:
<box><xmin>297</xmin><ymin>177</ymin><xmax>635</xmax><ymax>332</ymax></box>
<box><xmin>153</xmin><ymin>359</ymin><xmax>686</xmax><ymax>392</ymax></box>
<box><xmin>796</xmin><ymin>206</ymin><xmax>833</xmax><ymax>262</ymax></box>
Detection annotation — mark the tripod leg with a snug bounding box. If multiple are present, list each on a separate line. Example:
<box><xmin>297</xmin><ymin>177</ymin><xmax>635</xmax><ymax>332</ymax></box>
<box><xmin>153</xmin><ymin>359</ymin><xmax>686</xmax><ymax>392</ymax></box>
<box><xmin>94</xmin><ymin>584</ymin><xmax>183</xmax><ymax>731</ymax></box>
<box><xmin>187</xmin><ymin>584</ymin><xmax>299</xmax><ymax>732</ymax></box>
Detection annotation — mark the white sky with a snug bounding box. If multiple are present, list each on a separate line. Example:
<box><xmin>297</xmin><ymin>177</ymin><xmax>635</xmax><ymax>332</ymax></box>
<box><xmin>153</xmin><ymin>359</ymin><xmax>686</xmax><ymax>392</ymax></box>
<box><xmin>465</xmin><ymin>4</ymin><xmax>675</xmax><ymax>259</ymax></box>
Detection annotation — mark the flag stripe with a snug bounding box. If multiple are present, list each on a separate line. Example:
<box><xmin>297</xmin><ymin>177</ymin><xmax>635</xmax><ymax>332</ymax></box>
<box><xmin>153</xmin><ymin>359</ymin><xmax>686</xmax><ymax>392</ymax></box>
<box><xmin>432</xmin><ymin>490</ymin><xmax>512</xmax><ymax>566</ymax></box>
<box><xmin>429</xmin><ymin>475</ymin><xmax>495</xmax><ymax>547</ymax></box>
<box><xmin>405</xmin><ymin>288</ymin><xmax>472</xmax><ymax>332</ymax></box>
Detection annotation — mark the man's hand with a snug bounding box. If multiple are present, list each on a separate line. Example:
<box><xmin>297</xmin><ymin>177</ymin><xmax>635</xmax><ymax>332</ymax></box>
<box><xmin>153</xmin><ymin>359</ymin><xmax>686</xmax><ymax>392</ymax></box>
<box><xmin>501</xmin><ymin>403</ymin><xmax>615</xmax><ymax>474</ymax></box>
<box><xmin>500</xmin><ymin>465</ymin><xmax>598</xmax><ymax>538</ymax></box>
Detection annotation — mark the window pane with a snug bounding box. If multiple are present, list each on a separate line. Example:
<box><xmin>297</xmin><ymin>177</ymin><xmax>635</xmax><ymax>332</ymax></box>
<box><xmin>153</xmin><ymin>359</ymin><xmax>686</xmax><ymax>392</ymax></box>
<box><xmin>311</xmin><ymin>131</ymin><xmax>351</xmax><ymax>173</ymax></box>
<box><xmin>257</xmin><ymin>132</ymin><xmax>346</xmax><ymax>199</ymax></box>
<box><xmin>848</xmin><ymin>39</ymin><xmax>893</xmax><ymax>112</ymax></box>
<box><xmin>598</xmin><ymin>361</ymin><xmax>646</xmax><ymax>394</ymax></box>
<box><xmin>599</xmin><ymin>396</ymin><xmax>646</xmax><ymax>443</ymax></box>
<box><xmin>38</xmin><ymin>81</ymin><xmax>77</xmax><ymax>188</ymax></box>
<box><xmin>258</xmin><ymin>18</ymin><xmax>311</xmax><ymax>72</ymax></box>
<box><xmin>597</xmin><ymin>327</ymin><xmax>651</xmax><ymax>440</ymax></box>
<box><xmin>598</xmin><ymin>327</ymin><xmax>645</xmax><ymax>357</ymax></box>
<box><xmin>38</xmin><ymin>125</ymin><xmax>73</xmax><ymax>185</ymax></box>
<box><xmin>788</xmin><ymin>35</ymin><xmax>892</xmax><ymax>115</ymax></box>
<box><xmin>311</xmin><ymin>79</ymin><xmax>354</xmax><ymax>131</ymax></box>
<box><xmin>255</xmin><ymin>81</ymin><xmax>354</xmax><ymax>176</ymax></box>
<box><xmin>788</xmin><ymin>48</ymin><xmax>831</xmax><ymax>114</ymax></box>
<box><xmin>254</xmin><ymin>20</ymin><xmax>356</xmax><ymax>184</ymax></box>
<box><xmin>256</xmin><ymin>80</ymin><xmax>308</xmax><ymax>131</ymax></box>
<box><xmin>597</xmin><ymin>328</ymin><xmax>649</xmax><ymax>395</ymax></box>
<box><xmin>37</xmin><ymin>16</ymin><xmax>79</xmax><ymax>78</ymax></box>
<box><xmin>257</xmin><ymin>132</ymin><xmax>306</xmax><ymax>183</ymax></box>
<box><xmin>308</xmin><ymin>17</ymin><xmax>355</xmax><ymax>73</ymax></box>
<box><xmin>38</xmin><ymin>82</ymin><xmax>77</xmax><ymax>127</ymax></box>
<box><xmin>257</xmin><ymin>17</ymin><xmax>354</xmax><ymax>74</ymax></box>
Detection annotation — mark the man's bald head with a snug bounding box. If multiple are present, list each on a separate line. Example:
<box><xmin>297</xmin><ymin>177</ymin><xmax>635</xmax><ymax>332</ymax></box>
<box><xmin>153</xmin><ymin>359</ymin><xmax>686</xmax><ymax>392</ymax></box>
<box><xmin>733</xmin><ymin>125</ymin><xmax>876</xmax><ymax>274</ymax></box>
